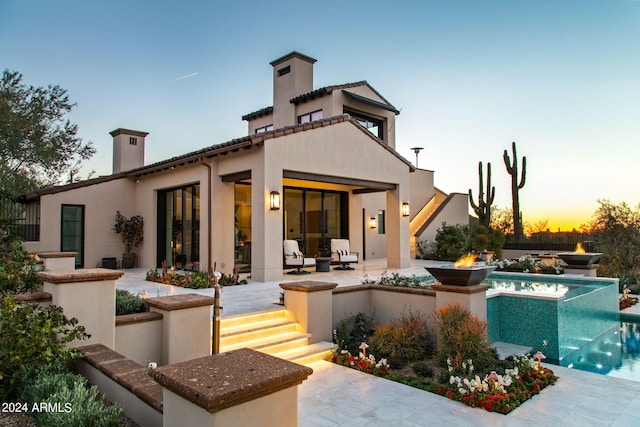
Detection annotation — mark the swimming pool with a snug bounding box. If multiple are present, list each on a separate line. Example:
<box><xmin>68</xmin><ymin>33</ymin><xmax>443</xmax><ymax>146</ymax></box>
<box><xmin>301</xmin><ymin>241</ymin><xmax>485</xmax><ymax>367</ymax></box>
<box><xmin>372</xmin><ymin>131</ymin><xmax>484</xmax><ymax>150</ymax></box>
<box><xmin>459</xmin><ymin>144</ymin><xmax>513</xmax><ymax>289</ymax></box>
<box><xmin>421</xmin><ymin>271</ymin><xmax>640</xmax><ymax>379</ymax></box>
<box><xmin>484</xmin><ymin>272</ymin><xmax>620</xmax><ymax>366</ymax></box>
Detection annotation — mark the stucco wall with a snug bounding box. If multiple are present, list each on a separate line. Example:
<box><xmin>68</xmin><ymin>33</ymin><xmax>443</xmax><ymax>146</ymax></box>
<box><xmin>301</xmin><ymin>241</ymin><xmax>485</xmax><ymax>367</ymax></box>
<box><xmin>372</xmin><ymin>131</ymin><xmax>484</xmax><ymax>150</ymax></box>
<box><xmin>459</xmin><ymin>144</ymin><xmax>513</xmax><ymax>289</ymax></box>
<box><xmin>38</xmin><ymin>179</ymin><xmax>135</xmax><ymax>268</ymax></box>
<box><xmin>410</xmin><ymin>169</ymin><xmax>435</xmax><ymax>218</ymax></box>
<box><xmin>418</xmin><ymin>192</ymin><xmax>470</xmax><ymax>244</ymax></box>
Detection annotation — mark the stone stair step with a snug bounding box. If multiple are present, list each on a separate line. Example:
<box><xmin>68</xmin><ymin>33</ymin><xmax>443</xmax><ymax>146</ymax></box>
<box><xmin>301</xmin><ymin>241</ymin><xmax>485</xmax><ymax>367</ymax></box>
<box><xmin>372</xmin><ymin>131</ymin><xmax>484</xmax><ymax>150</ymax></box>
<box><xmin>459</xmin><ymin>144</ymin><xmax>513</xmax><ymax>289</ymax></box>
<box><xmin>219</xmin><ymin>319</ymin><xmax>299</xmax><ymax>346</ymax></box>
<box><xmin>273</xmin><ymin>341</ymin><xmax>335</xmax><ymax>365</ymax></box>
<box><xmin>221</xmin><ymin>331</ymin><xmax>310</xmax><ymax>354</ymax></box>
<box><xmin>220</xmin><ymin>308</ymin><xmax>288</xmax><ymax>329</ymax></box>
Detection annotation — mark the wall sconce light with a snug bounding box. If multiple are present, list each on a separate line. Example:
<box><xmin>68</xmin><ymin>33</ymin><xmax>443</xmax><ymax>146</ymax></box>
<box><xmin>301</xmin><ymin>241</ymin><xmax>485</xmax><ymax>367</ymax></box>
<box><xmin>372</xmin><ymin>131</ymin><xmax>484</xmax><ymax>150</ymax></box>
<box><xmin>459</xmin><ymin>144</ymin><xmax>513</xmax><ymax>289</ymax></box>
<box><xmin>270</xmin><ymin>191</ymin><xmax>281</xmax><ymax>210</ymax></box>
<box><xmin>369</xmin><ymin>217</ymin><xmax>377</xmax><ymax>228</ymax></box>
<box><xmin>402</xmin><ymin>202</ymin><xmax>410</xmax><ymax>217</ymax></box>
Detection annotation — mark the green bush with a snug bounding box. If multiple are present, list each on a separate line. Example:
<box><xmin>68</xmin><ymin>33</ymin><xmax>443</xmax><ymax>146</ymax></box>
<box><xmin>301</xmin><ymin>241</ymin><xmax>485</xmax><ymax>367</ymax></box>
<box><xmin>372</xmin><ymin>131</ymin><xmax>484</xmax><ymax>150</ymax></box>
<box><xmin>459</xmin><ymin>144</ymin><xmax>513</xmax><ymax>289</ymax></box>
<box><xmin>412</xmin><ymin>360</ymin><xmax>434</xmax><ymax>378</ymax></box>
<box><xmin>433</xmin><ymin>303</ymin><xmax>497</xmax><ymax>375</ymax></box>
<box><xmin>115</xmin><ymin>289</ymin><xmax>149</xmax><ymax>316</ymax></box>
<box><xmin>427</xmin><ymin>223</ymin><xmax>505</xmax><ymax>261</ymax></box>
<box><xmin>333</xmin><ymin>312</ymin><xmax>374</xmax><ymax>356</ymax></box>
<box><xmin>0</xmin><ymin>241</ymin><xmax>42</xmax><ymax>295</ymax></box>
<box><xmin>185</xmin><ymin>271</ymin><xmax>211</xmax><ymax>288</ymax></box>
<box><xmin>369</xmin><ymin>310</ymin><xmax>432</xmax><ymax>369</ymax></box>
<box><xmin>0</xmin><ymin>295</ymin><xmax>89</xmax><ymax>399</ymax></box>
<box><xmin>431</xmin><ymin>223</ymin><xmax>468</xmax><ymax>261</ymax></box>
<box><xmin>19</xmin><ymin>363</ymin><xmax>124</xmax><ymax>427</ymax></box>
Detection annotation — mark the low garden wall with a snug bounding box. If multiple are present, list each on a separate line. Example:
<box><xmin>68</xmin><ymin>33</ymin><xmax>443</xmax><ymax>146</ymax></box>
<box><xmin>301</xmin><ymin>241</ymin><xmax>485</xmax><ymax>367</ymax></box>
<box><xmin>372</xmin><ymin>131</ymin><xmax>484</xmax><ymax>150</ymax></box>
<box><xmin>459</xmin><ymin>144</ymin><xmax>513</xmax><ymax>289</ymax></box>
<box><xmin>115</xmin><ymin>312</ymin><xmax>163</xmax><ymax>367</ymax></box>
<box><xmin>332</xmin><ymin>285</ymin><xmax>437</xmax><ymax>335</ymax></box>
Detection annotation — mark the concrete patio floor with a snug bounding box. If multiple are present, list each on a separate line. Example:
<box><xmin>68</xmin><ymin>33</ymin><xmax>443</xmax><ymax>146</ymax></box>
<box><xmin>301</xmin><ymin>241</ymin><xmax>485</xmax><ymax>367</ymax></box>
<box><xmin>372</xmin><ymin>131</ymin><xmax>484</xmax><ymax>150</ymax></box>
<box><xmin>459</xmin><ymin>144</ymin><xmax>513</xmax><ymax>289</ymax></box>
<box><xmin>116</xmin><ymin>259</ymin><xmax>640</xmax><ymax>426</ymax></box>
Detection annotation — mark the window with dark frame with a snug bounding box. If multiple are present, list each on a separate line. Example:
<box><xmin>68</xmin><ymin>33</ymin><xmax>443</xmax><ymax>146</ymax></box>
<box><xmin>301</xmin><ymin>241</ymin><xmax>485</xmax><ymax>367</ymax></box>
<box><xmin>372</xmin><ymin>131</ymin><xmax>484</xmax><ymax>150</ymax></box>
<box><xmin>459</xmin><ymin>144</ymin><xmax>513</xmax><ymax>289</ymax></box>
<box><xmin>377</xmin><ymin>210</ymin><xmax>385</xmax><ymax>235</ymax></box>
<box><xmin>129</xmin><ymin>137</ymin><xmax>138</xmax><ymax>145</ymax></box>
<box><xmin>344</xmin><ymin>108</ymin><xmax>385</xmax><ymax>140</ymax></box>
<box><xmin>255</xmin><ymin>124</ymin><xmax>274</xmax><ymax>134</ymax></box>
<box><xmin>297</xmin><ymin>110</ymin><xmax>323</xmax><ymax>124</ymax></box>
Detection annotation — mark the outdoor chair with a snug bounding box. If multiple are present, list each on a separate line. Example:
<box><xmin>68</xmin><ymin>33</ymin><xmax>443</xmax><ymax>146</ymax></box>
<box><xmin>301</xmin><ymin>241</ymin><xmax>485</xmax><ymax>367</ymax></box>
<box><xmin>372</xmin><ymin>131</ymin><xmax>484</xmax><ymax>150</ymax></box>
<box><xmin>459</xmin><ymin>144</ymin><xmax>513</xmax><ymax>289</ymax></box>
<box><xmin>330</xmin><ymin>239</ymin><xmax>359</xmax><ymax>270</ymax></box>
<box><xmin>283</xmin><ymin>240</ymin><xmax>316</xmax><ymax>274</ymax></box>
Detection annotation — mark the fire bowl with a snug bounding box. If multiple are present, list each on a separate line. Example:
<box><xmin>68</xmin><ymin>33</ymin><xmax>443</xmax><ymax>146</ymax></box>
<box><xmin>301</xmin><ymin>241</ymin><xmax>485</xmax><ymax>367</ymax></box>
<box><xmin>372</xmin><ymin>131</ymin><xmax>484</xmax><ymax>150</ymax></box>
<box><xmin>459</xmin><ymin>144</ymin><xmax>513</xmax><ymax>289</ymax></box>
<box><xmin>557</xmin><ymin>252</ymin><xmax>602</xmax><ymax>266</ymax></box>
<box><xmin>425</xmin><ymin>265</ymin><xmax>496</xmax><ymax>287</ymax></box>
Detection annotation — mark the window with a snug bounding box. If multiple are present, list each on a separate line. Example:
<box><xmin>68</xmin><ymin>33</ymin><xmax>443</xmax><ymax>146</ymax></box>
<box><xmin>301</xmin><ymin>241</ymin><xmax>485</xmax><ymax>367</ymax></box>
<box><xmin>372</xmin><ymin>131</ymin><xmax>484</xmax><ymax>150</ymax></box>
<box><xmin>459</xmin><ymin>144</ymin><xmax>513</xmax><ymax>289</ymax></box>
<box><xmin>298</xmin><ymin>110</ymin><xmax>323</xmax><ymax>124</ymax></box>
<box><xmin>344</xmin><ymin>108</ymin><xmax>384</xmax><ymax>140</ymax></box>
<box><xmin>377</xmin><ymin>210</ymin><xmax>385</xmax><ymax>235</ymax></box>
<box><xmin>129</xmin><ymin>137</ymin><xmax>138</xmax><ymax>145</ymax></box>
<box><xmin>278</xmin><ymin>65</ymin><xmax>291</xmax><ymax>77</ymax></box>
<box><xmin>255</xmin><ymin>124</ymin><xmax>273</xmax><ymax>134</ymax></box>
<box><xmin>61</xmin><ymin>205</ymin><xmax>84</xmax><ymax>267</ymax></box>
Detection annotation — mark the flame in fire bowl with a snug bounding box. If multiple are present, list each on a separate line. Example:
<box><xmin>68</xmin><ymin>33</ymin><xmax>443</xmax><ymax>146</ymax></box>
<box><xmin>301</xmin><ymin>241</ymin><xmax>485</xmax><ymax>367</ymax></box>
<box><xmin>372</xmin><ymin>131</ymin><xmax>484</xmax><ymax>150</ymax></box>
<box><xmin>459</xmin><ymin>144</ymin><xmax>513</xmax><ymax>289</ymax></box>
<box><xmin>425</xmin><ymin>265</ymin><xmax>497</xmax><ymax>287</ymax></box>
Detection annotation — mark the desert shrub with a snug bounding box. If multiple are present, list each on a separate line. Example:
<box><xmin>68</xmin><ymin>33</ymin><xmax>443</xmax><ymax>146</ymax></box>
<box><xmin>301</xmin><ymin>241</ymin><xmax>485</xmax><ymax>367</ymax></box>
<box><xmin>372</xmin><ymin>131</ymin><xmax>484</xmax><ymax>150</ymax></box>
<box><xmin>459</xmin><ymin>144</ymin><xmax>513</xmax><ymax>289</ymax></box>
<box><xmin>115</xmin><ymin>289</ymin><xmax>149</xmax><ymax>316</ymax></box>
<box><xmin>0</xmin><ymin>295</ymin><xmax>89</xmax><ymax>399</ymax></box>
<box><xmin>412</xmin><ymin>360</ymin><xmax>433</xmax><ymax>378</ymax></box>
<box><xmin>433</xmin><ymin>303</ymin><xmax>497</xmax><ymax>374</ymax></box>
<box><xmin>187</xmin><ymin>270</ymin><xmax>211</xmax><ymax>288</ymax></box>
<box><xmin>369</xmin><ymin>310</ymin><xmax>432</xmax><ymax>368</ymax></box>
<box><xmin>333</xmin><ymin>312</ymin><xmax>374</xmax><ymax>356</ymax></box>
<box><xmin>19</xmin><ymin>363</ymin><xmax>123</xmax><ymax>427</ymax></box>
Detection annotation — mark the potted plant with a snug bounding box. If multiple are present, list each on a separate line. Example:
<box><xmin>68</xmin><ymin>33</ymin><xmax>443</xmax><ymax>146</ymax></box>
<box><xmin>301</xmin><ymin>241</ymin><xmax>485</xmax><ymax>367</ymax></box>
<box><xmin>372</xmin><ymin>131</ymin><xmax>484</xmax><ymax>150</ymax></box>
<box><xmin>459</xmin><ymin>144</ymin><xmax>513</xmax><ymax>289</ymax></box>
<box><xmin>113</xmin><ymin>211</ymin><xmax>144</xmax><ymax>268</ymax></box>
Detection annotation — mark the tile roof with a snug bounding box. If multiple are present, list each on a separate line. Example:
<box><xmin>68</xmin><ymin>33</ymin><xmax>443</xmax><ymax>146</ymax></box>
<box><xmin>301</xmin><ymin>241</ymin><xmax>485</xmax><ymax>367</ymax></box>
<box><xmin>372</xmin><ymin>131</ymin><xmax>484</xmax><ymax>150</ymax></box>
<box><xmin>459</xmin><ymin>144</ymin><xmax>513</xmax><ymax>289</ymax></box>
<box><xmin>19</xmin><ymin>114</ymin><xmax>413</xmax><ymax>201</ymax></box>
<box><xmin>241</xmin><ymin>81</ymin><xmax>400</xmax><ymax>121</ymax></box>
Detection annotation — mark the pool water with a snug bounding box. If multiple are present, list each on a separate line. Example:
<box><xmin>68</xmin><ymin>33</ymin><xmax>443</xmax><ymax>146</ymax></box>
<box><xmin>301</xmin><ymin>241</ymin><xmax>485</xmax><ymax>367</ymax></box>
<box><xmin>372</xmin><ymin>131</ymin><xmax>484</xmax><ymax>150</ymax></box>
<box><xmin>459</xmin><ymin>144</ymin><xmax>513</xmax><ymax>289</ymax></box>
<box><xmin>564</xmin><ymin>318</ymin><xmax>640</xmax><ymax>381</ymax></box>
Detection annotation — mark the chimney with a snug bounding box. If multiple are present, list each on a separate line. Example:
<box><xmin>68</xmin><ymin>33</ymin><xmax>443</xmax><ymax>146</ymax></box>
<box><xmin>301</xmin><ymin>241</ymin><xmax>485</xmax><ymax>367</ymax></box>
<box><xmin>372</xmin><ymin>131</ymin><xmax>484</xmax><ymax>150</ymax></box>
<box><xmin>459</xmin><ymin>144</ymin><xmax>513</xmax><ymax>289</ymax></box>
<box><xmin>110</xmin><ymin>128</ymin><xmax>148</xmax><ymax>174</ymax></box>
<box><xmin>270</xmin><ymin>52</ymin><xmax>316</xmax><ymax>129</ymax></box>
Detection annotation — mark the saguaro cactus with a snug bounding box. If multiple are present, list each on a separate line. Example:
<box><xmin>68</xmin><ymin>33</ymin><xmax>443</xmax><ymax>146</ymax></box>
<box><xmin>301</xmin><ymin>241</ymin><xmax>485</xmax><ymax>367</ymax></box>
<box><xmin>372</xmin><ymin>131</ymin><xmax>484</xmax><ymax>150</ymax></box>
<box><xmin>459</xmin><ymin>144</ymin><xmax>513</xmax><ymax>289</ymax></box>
<box><xmin>469</xmin><ymin>161</ymin><xmax>495</xmax><ymax>228</ymax></box>
<box><xmin>503</xmin><ymin>141</ymin><xmax>527</xmax><ymax>240</ymax></box>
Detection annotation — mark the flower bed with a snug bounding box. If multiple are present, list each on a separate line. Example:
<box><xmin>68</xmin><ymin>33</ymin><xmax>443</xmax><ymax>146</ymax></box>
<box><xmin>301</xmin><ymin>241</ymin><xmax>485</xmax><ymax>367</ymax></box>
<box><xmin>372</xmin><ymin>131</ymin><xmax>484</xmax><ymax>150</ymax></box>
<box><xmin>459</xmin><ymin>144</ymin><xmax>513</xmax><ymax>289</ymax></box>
<box><xmin>332</xmin><ymin>351</ymin><xmax>557</xmax><ymax>415</ymax></box>
<box><xmin>331</xmin><ymin>351</ymin><xmax>389</xmax><ymax>376</ymax></box>
<box><xmin>490</xmin><ymin>255</ymin><xmax>564</xmax><ymax>275</ymax></box>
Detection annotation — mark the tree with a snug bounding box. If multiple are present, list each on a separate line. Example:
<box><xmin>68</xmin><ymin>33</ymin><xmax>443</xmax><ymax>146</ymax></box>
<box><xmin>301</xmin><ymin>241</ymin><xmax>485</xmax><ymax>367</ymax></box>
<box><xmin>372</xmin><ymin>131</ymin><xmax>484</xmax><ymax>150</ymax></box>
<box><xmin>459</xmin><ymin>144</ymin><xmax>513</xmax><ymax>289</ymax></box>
<box><xmin>588</xmin><ymin>199</ymin><xmax>640</xmax><ymax>291</ymax></box>
<box><xmin>503</xmin><ymin>142</ymin><xmax>526</xmax><ymax>241</ymax></box>
<box><xmin>0</xmin><ymin>70</ymin><xmax>95</xmax><ymax>199</ymax></box>
<box><xmin>490</xmin><ymin>206</ymin><xmax>514</xmax><ymax>236</ymax></box>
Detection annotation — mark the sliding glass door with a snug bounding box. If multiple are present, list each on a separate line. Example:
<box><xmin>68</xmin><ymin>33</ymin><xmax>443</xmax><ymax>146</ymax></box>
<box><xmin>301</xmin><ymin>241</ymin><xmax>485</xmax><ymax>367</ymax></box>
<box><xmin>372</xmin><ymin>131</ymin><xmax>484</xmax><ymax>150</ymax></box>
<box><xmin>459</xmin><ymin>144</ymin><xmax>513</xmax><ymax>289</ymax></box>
<box><xmin>284</xmin><ymin>188</ymin><xmax>347</xmax><ymax>257</ymax></box>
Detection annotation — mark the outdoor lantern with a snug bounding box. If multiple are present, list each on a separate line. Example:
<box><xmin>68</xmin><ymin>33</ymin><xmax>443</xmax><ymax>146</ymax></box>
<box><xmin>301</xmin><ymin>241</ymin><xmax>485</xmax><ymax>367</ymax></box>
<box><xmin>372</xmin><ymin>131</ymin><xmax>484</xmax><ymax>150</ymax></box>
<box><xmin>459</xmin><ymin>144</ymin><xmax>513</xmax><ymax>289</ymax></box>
<box><xmin>402</xmin><ymin>202</ymin><xmax>410</xmax><ymax>217</ymax></box>
<box><xmin>369</xmin><ymin>217</ymin><xmax>377</xmax><ymax>228</ymax></box>
<box><xmin>270</xmin><ymin>191</ymin><xmax>281</xmax><ymax>210</ymax></box>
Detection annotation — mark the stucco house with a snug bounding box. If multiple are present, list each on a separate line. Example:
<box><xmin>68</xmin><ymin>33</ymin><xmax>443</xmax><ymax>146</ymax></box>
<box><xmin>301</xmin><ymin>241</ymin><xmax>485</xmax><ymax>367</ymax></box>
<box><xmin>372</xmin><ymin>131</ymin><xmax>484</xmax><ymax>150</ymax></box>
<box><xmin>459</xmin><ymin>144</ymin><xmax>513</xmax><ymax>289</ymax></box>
<box><xmin>19</xmin><ymin>52</ymin><xmax>468</xmax><ymax>281</ymax></box>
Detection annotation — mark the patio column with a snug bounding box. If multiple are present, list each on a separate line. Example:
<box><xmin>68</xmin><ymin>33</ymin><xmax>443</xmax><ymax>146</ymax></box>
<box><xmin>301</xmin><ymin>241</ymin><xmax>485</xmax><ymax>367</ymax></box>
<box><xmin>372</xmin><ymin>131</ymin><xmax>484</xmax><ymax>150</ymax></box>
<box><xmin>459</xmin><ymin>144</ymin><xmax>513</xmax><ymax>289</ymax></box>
<box><xmin>386</xmin><ymin>185</ymin><xmax>410</xmax><ymax>269</ymax></box>
<box><xmin>251</xmin><ymin>159</ymin><xmax>283</xmax><ymax>282</ymax></box>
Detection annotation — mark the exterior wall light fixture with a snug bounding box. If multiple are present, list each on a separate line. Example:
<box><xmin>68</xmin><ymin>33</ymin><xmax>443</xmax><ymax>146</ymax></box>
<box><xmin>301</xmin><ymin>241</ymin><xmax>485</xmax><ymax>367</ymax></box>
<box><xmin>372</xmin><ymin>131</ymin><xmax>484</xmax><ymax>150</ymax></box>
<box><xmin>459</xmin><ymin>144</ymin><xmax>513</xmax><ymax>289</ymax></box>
<box><xmin>402</xmin><ymin>202</ymin><xmax>410</xmax><ymax>217</ymax></box>
<box><xmin>270</xmin><ymin>191</ymin><xmax>281</xmax><ymax>210</ymax></box>
<box><xmin>369</xmin><ymin>217</ymin><xmax>377</xmax><ymax>228</ymax></box>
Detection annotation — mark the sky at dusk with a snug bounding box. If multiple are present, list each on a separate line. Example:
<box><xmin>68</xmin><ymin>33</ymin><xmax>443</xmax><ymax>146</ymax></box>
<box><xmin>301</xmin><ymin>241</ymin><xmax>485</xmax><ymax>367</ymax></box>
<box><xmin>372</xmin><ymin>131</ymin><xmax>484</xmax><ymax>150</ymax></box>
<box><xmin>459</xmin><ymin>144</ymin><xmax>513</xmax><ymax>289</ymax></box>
<box><xmin>2</xmin><ymin>0</ymin><xmax>639</xmax><ymax>231</ymax></box>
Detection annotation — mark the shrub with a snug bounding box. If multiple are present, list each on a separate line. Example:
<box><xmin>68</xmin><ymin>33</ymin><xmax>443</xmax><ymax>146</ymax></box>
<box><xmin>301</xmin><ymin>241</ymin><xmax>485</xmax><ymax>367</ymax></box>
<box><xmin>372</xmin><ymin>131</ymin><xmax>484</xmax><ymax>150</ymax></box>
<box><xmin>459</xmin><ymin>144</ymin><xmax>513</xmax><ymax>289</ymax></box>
<box><xmin>333</xmin><ymin>312</ymin><xmax>374</xmax><ymax>356</ymax></box>
<box><xmin>433</xmin><ymin>303</ymin><xmax>497</xmax><ymax>374</ymax></box>
<box><xmin>0</xmin><ymin>295</ymin><xmax>89</xmax><ymax>399</ymax></box>
<box><xmin>115</xmin><ymin>289</ymin><xmax>149</xmax><ymax>316</ymax></box>
<box><xmin>412</xmin><ymin>360</ymin><xmax>434</xmax><ymax>378</ymax></box>
<box><xmin>19</xmin><ymin>363</ymin><xmax>123</xmax><ymax>427</ymax></box>
<box><xmin>431</xmin><ymin>223</ymin><xmax>468</xmax><ymax>261</ymax></box>
<box><xmin>0</xmin><ymin>241</ymin><xmax>42</xmax><ymax>295</ymax></box>
<box><xmin>369</xmin><ymin>310</ymin><xmax>432</xmax><ymax>368</ymax></box>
